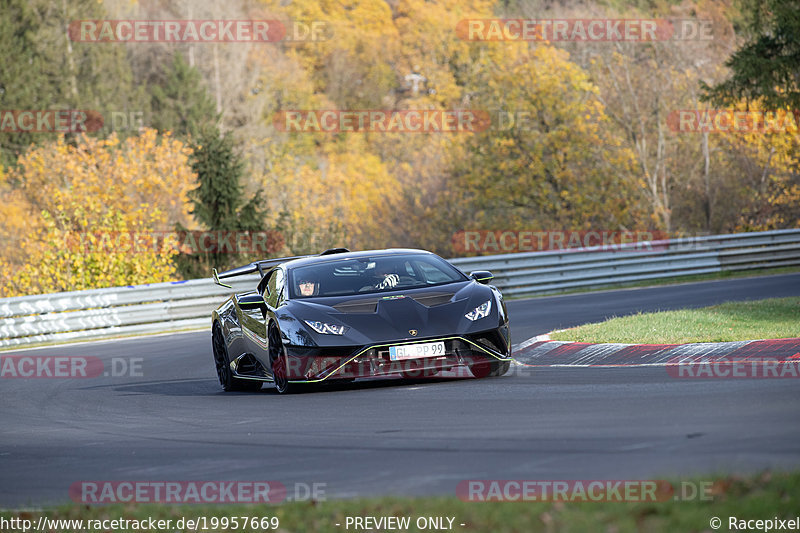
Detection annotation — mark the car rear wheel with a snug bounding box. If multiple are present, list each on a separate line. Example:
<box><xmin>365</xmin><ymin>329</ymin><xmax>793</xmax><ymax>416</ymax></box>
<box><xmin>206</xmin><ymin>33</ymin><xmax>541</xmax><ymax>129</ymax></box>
<box><xmin>212</xmin><ymin>324</ymin><xmax>262</xmax><ymax>392</ymax></box>
<box><xmin>268</xmin><ymin>326</ymin><xmax>292</xmax><ymax>394</ymax></box>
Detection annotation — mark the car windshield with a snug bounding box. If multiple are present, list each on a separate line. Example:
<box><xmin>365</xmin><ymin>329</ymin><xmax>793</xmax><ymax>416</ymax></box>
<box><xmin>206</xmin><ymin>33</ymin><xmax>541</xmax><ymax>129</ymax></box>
<box><xmin>289</xmin><ymin>253</ymin><xmax>467</xmax><ymax>298</ymax></box>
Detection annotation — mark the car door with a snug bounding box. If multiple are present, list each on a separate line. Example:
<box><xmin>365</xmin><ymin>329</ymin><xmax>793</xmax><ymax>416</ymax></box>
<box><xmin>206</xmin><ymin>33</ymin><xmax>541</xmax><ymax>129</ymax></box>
<box><xmin>239</xmin><ymin>272</ymin><xmax>273</xmax><ymax>362</ymax></box>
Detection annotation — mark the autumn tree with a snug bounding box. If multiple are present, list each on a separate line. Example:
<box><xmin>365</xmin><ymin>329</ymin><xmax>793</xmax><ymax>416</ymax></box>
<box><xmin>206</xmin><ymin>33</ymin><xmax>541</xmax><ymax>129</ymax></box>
<box><xmin>715</xmin><ymin>103</ymin><xmax>800</xmax><ymax>230</ymax></box>
<box><xmin>0</xmin><ymin>129</ymin><xmax>196</xmax><ymax>297</ymax></box>
<box><xmin>588</xmin><ymin>42</ymin><xmax>698</xmax><ymax>232</ymax></box>
<box><xmin>441</xmin><ymin>43</ymin><xmax>646</xmax><ymax>252</ymax></box>
<box><xmin>250</xmin><ymin>0</ymin><xmax>499</xmax><ymax>255</ymax></box>
<box><xmin>513</xmin><ymin>0</ymin><xmax>741</xmax><ymax>234</ymax></box>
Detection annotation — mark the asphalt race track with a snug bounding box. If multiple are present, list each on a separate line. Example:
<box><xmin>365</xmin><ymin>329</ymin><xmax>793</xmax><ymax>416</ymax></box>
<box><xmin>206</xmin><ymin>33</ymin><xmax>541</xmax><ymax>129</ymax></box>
<box><xmin>1</xmin><ymin>273</ymin><xmax>799</xmax><ymax>507</ymax></box>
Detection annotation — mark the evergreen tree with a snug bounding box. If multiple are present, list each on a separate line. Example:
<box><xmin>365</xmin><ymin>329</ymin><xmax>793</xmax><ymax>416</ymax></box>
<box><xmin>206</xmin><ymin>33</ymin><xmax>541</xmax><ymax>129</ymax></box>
<box><xmin>176</xmin><ymin>127</ymin><xmax>271</xmax><ymax>278</ymax></box>
<box><xmin>702</xmin><ymin>0</ymin><xmax>800</xmax><ymax>110</ymax></box>
<box><xmin>0</xmin><ymin>0</ymin><xmax>146</xmax><ymax>167</ymax></box>
<box><xmin>149</xmin><ymin>53</ymin><xmax>218</xmax><ymax>138</ymax></box>
<box><xmin>0</xmin><ymin>0</ymin><xmax>63</xmax><ymax>166</ymax></box>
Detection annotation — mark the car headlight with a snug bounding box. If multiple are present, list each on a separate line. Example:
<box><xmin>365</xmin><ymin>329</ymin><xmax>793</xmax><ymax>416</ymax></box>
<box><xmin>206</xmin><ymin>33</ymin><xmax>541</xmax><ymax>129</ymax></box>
<box><xmin>465</xmin><ymin>299</ymin><xmax>492</xmax><ymax>321</ymax></box>
<box><xmin>304</xmin><ymin>320</ymin><xmax>348</xmax><ymax>335</ymax></box>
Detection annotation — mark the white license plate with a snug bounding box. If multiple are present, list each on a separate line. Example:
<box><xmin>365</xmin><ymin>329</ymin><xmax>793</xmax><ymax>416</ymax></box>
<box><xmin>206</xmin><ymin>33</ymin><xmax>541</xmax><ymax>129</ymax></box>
<box><xmin>389</xmin><ymin>341</ymin><xmax>446</xmax><ymax>361</ymax></box>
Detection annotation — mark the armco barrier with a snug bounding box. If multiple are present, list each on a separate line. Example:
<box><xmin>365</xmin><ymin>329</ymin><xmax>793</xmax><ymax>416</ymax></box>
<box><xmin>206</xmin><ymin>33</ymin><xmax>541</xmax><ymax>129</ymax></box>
<box><xmin>1</xmin><ymin>230</ymin><xmax>799</xmax><ymax>348</ymax></box>
<box><xmin>0</xmin><ymin>275</ymin><xmax>257</xmax><ymax>348</ymax></box>
<box><xmin>452</xmin><ymin>229</ymin><xmax>800</xmax><ymax>297</ymax></box>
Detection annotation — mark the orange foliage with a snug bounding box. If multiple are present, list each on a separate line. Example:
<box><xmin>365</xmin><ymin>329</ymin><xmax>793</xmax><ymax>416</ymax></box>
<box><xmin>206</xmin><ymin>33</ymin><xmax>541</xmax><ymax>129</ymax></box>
<box><xmin>0</xmin><ymin>129</ymin><xmax>196</xmax><ymax>296</ymax></box>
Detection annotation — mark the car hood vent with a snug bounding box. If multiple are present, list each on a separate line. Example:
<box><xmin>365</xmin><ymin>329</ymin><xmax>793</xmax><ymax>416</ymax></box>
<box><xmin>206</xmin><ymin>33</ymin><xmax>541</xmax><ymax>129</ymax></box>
<box><xmin>409</xmin><ymin>292</ymin><xmax>455</xmax><ymax>307</ymax></box>
<box><xmin>332</xmin><ymin>299</ymin><xmax>380</xmax><ymax>313</ymax></box>
<box><xmin>331</xmin><ymin>291</ymin><xmax>455</xmax><ymax>313</ymax></box>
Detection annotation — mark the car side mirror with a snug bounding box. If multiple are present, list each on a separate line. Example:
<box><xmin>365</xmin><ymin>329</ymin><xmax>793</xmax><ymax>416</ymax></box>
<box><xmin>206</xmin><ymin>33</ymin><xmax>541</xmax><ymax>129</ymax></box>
<box><xmin>238</xmin><ymin>293</ymin><xmax>267</xmax><ymax>314</ymax></box>
<box><xmin>469</xmin><ymin>271</ymin><xmax>494</xmax><ymax>284</ymax></box>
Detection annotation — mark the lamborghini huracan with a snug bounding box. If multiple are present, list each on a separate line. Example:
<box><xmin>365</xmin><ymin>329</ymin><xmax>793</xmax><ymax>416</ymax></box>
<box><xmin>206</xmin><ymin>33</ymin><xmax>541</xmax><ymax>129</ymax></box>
<box><xmin>211</xmin><ymin>248</ymin><xmax>511</xmax><ymax>393</ymax></box>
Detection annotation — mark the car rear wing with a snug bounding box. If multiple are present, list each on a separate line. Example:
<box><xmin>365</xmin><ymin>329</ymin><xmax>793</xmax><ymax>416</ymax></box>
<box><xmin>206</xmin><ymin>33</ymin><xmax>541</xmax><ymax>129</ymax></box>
<box><xmin>212</xmin><ymin>256</ymin><xmax>308</xmax><ymax>288</ymax></box>
<box><xmin>211</xmin><ymin>249</ymin><xmax>351</xmax><ymax>288</ymax></box>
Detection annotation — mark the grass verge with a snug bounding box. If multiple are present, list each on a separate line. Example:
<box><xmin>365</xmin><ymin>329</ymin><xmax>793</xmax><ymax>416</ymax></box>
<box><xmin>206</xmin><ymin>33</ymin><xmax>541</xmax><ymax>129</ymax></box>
<box><xmin>550</xmin><ymin>297</ymin><xmax>800</xmax><ymax>344</ymax></box>
<box><xmin>1</xmin><ymin>472</ymin><xmax>798</xmax><ymax>533</ymax></box>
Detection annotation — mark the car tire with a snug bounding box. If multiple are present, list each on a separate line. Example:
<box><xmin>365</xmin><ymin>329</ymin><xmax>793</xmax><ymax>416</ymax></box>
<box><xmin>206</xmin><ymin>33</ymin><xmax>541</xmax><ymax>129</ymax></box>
<box><xmin>212</xmin><ymin>324</ymin><xmax>262</xmax><ymax>392</ymax></box>
<box><xmin>489</xmin><ymin>360</ymin><xmax>511</xmax><ymax>377</ymax></box>
<box><xmin>268</xmin><ymin>325</ymin><xmax>293</xmax><ymax>394</ymax></box>
<box><xmin>469</xmin><ymin>359</ymin><xmax>511</xmax><ymax>378</ymax></box>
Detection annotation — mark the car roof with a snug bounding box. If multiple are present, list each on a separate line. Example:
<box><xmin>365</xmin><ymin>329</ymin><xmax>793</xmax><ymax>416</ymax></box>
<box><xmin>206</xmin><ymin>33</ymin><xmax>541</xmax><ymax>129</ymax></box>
<box><xmin>282</xmin><ymin>248</ymin><xmax>436</xmax><ymax>270</ymax></box>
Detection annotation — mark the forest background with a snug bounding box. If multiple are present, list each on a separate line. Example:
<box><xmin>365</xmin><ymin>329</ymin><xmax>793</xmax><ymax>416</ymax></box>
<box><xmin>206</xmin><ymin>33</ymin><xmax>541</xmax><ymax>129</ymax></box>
<box><xmin>1</xmin><ymin>0</ymin><xmax>797</xmax><ymax>296</ymax></box>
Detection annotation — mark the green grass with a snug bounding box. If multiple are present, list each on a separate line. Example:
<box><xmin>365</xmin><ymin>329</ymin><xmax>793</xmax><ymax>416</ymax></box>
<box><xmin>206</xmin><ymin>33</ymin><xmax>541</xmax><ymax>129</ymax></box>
<box><xmin>550</xmin><ymin>297</ymin><xmax>800</xmax><ymax>344</ymax></box>
<box><xmin>2</xmin><ymin>472</ymin><xmax>798</xmax><ymax>533</ymax></box>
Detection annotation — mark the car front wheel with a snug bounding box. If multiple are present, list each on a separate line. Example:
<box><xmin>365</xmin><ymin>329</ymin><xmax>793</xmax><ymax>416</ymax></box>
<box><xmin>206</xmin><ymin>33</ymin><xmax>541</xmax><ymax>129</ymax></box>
<box><xmin>469</xmin><ymin>359</ymin><xmax>511</xmax><ymax>378</ymax></box>
<box><xmin>268</xmin><ymin>325</ymin><xmax>292</xmax><ymax>394</ymax></box>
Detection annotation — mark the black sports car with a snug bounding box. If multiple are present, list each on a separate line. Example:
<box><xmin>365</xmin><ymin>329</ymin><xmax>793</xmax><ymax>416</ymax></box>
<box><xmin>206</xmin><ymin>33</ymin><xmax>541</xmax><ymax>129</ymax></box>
<box><xmin>211</xmin><ymin>248</ymin><xmax>511</xmax><ymax>393</ymax></box>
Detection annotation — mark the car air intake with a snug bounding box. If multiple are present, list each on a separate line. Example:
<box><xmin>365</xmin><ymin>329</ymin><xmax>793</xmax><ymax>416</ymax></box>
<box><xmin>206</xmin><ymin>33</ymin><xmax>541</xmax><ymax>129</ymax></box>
<box><xmin>409</xmin><ymin>292</ymin><xmax>454</xmax><ymax>307</ymax></box>
<box><xmin>333</xmin><ymin>299</ymin><xmax>380</xmax><ymax>313</ymax></box>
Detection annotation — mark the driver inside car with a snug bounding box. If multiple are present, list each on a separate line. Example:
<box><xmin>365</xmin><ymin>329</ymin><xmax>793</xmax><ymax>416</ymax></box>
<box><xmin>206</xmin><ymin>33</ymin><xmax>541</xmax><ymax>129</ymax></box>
<box><xmin>297</xmin><ymin>277</ymin><xmax>319</xmax><ymax>297</ymax></box>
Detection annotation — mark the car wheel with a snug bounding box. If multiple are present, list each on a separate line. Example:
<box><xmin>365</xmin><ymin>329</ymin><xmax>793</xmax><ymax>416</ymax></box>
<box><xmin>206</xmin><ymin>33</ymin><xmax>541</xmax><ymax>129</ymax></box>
<box><xmin>489</xmin><ymin>360</ymin><xmax>511</xmax><ymax>377</ymax></box>
<box><xmin>213</xmin><ymin>324</ymin><xmax>262</xmax><ymax>392</ymax></box>
<box><xmin>268</xmin><ymin>325</ymin><xmax>292</xmax><ymax>394</ymax></box>
<box><xmin>469</xmin><ymin>359</ymin><xmax>510</xmax><ymax>378</ymax></box>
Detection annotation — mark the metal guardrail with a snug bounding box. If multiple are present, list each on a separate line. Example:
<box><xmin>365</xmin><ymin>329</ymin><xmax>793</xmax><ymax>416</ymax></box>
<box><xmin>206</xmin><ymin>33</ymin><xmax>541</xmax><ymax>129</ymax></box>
<box><xmin>1</xmin><ymin>230</ymin><xmax>799</xmax><ymax>348</ymax></box>
<box><xmin>452</xmin><ymin>229</ymin><xmax>800</xmax><ymax>297</ymax></box>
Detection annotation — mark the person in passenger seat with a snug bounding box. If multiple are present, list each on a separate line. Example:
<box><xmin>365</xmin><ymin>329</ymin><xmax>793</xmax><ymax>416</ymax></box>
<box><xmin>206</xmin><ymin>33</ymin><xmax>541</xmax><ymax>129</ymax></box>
<box><xmin>374</xmin><ymin>263</ymin><xmax>400</xmax><ymax>290</ymax></box>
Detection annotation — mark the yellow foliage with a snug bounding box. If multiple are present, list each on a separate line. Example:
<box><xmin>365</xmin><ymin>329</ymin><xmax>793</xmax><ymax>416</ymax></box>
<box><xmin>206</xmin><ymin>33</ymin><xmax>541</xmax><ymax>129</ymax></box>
<box><xmin>717</xmin><ymin>102</ymin><xmax>800</xmax><ymax>230</ymax></box>
<box><xmin>449</xmin><ymin>42</ymin><xmax>643</xmax><ymax>235</ymax></box>
<box><xmin>259</xmin><ymin>135</ymin><xmax>401</xmax><ymax>254</ymax></box>
<box><xmin>0</xmin><ymin>129</ymin><xmax>197</xmax><ymax>297</ymax></box>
